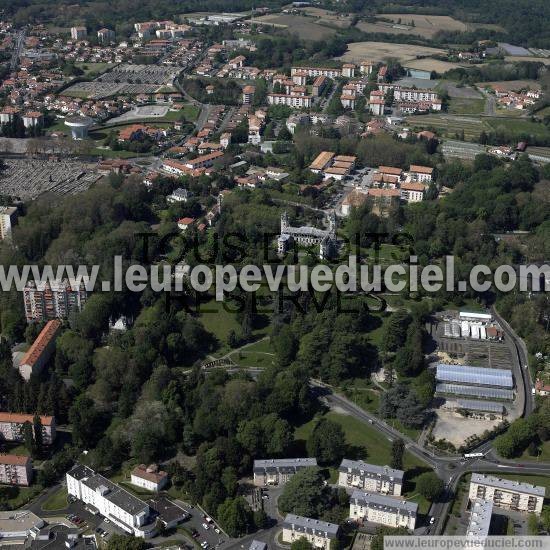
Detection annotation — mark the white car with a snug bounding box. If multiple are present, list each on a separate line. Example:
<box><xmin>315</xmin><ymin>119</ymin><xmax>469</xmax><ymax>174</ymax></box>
<box><xmin>202</xmin><ymin>523</ymin><xmax>210</xmax><ymax>530</ymax></box>
<box><xmin>429</xmin><ymin>517</ymin><xmax>435</xmax><ymax>525</ymax></box>
<box><xmin>214</xmin><ymin>528</ymin><xmax>220</xmax><ymax>534</ymax></box>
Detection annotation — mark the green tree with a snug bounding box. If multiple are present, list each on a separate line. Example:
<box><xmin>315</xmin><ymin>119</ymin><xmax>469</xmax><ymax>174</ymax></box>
<box><xmin>416</xmin><ymin>472</ymin><xmax>444</xmax><ymax>501</ymax></box>
<box><xmin>306</xmin><ymin>418</ymin><xmax>346</xmax><ymax>466</ymax></box>
<box><xmin>33</xmin><ymin>414</ymin><xmax>43</xmax><ymax>458</ymax></box>
<box><xmin>278</xmin><ymin>467</ymin><xmax>331</xmax><ymax>518</ymax></box>
<box><xmin>217</xmin><ymin>497</ymin><xmax>253</xmax><ymax>537</ymax></box>
<box><xmin>291</xmin><ymin>538</ymin><xmax>314</xmax><ymax>550</ymax></box>
<box><xmin>391</xmin><ymin>439</ymin><xmax>405</xmax><ymax>470</ymax></box>
<box><xmin>107</xmin><ymin>535</ymin><xmax>147</xmax><ymax>550</ymax></box>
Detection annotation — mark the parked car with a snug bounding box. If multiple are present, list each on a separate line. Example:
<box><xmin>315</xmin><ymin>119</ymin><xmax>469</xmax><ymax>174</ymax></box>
<box><xmin>202</xmin><ymin>523</ymin><xmax>210</xmax><ymax>530</ymax></box>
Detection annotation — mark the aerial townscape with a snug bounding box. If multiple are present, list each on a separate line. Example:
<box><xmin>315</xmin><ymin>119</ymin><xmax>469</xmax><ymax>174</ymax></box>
<box><xmin>0</xmin><ymin>0</ymin><xmax>549</xmax><ymax>550</ymax></box>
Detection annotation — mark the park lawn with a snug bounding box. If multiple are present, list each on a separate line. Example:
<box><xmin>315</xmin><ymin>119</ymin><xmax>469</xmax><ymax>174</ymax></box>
<box><xmin>448</xmin><ymin>98</ymin><xmax>486</xmax><ymax>115</ymax></box>
<box><xmin>74</xmin><ymin>62</ymin><xmax>114</xmax><ymax>77</ymax></box>
<box><xmin>294</xmin><ymin>412</ymin><xmax>425</xmax><ymax>471</ymax></box>
<box><xmin>42</xmin><ymin>486</ymin><xmax>68</xmax><ymax>511</ymax></box>
<box><xmin>520</xmin><ymin>441</ymin><xmax>550</xmax><ymax>462</ymax></box>
<box><xmin>196</xmin><ymin>297</ymin><xmax>242</xmax><ymax>351</ymax></box>
<box><xmin>231</xmin><ymin>350</ymin><xmax>275</xmax><ymax>369</ymax></box>
<box><xmin>180</xmin><ymin>104</ymin><xmax>200</xmax><ymax>122</ymax></box>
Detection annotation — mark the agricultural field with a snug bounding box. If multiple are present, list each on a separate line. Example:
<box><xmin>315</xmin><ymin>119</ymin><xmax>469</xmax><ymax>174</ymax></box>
<box><xmin>337</xmin><ymin>41</ymin><xmax>447</xmax><ymax>65</ymax></box>
<box><xmin>405</xmin><ymin>58</ymin><xmax>466</xmax><ymax>73</ymax></box>
<box><xmin>251</xmin><ymin>13</ymin><xmax>337</xmax><ymax>40</ymax></box>
<box><xmin>487</xmin><ymin>118</ymin><xmax>550</xmax><ymax>139</ymax></box>
<box><xmin>447</xmin><ymin>97</ymin><xmax>486</xmax><ymax>115</ymax></box>
<box><xmin>504</xmin><ymin>56</ymin><xmax>550</xmax><ymax>66</ymax></box>
<box><xmin>406</xmin><ymin>113</ymin><xmax>490</xmax><ymax>140</ymax></box>
<box><xmin>476</xmin><ymin>80</ymin><xmax>542</xmax><ymax>92</ymax></box>
<box><xmin>373</xmin><ymin>14</ymin><xmax>467</xmax><ymax>36</ymax></box>
<box><xmin>296</xmin><ymin>7</ymin><xmax>354</xmax><ymax>29</ymax></box>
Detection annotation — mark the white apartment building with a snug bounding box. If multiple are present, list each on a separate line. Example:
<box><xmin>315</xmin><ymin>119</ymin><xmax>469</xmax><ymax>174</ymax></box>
<box><xmin>70</xmin><ymin>26</ymin><xmax>87</xmax><ymax>40</ymax></box>
<box><xmin>282</xmin><ymin>514</ymin><xmax>339</xmax><ymax>550</ymax></box>
<box><xmin>394</xmin><ymin>88</ymin><xmax>438</xmax><ymax>102</ymax></box>
<box><xmin>267</xmin><ymin>94</ymin><xmax>312</xmax><ymax>108</ymax></box>
<box><xmin>0</xmin><ymin>413</ymin><xmax>56</xmax><ymax>445</ymax></box>
<box><xmin>469</xmin><ymin>474</ymin><xmax>545</xmax><ymax>515</ymax></box>
<box><xmin>407</xmin><ymin>165</ymin><xmax>433</xmax><ymax>183</ymax></box>
<box><xmin>291</xmin><ymin>66</ymin><xmax>341</xmax><ymax>78</ymax></box>
<box><xmin>467</xmin><ymin>499</ymin><xmax>493</xmax><ymax>537</ymax></box>
<box><xmin>0</xmin><ymin>206</ymin><xmax>17</xmax><ymax>241</ymax></box>
<box><xmin>253</xmin><ymin>458</ymin><xmax>317</xmax><ymax>486</ymax></box>
<box><xmin>349</xmin><ymin>490</ymin><xmax>417</xmax><ymax>531</ymax></box>
<box><xmin>130</xmin><ymin>464</ymin><xmax>168</xmax><ymax>492</ymax></box>
<box><xmin>338</xmin><ymin>459</ymin><xmax>404</xmax><ymax>496</ymax></box>
<box><xmin>0</xmin><ymin>454</ymin><xmax>33</xmax><ymax>486</ymax></box>
<box><xmin>67</xmin><ymin>464</ymin><xmax>156</xmax><ymax>538</ymax></box>
<box><xmin>400</xmin><ymin>182</ymin><xmax>425</xmax><ymax>203</ymax></box>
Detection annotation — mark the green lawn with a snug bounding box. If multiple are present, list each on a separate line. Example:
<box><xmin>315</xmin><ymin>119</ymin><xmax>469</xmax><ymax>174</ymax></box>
<box><xmin>488</xmin><ymin>118</ymin><xmax>550</xmax><ymax>139</ymax></box>
<box><xmin>74</xmin><ymin>62</ymin><xmax>114</xmax><ymax>77</ymax></box>
<box><xmin>89</xmin><ymin>147</ymin><xmax>143</xmax><ymax>159</ymax></box>
<box><xmin>42</xmin><ymin>486</ymin><xmax>68</xmax><ymax>511</ymax></box>
<box><xmin>519</xmin><ymin>441</ymin><xmax>550</xmax><ymax>462</ymax></box>
<box><xmin>5</xmin><ymin>485</ymin><xmax>42</xmax><ymax>510</ymax></box>
<box><xmin>196</xmin><ymin>298</ymin><xmax>242</xmax><ymax>351</ymax></box>
<box><xmin>448</xmin><ymin>98</ymin><xmax>486</xmax><ymax>115</ymax></box>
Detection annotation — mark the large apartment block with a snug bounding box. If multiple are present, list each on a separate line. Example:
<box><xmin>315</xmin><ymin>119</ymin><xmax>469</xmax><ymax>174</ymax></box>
<box><xmin>0</xmin><ymin>206</ymin><xmax>17</xmax><ymax>241</ymax></box>
<box><xmin>18</xmin><ymin>319</ymin><xmax>61</xmax><ymax>381</ymax></box>
<box><xmin>23</xmin><ymin>279</ymin><xmax>87</xmax><ymax>323</ymax></box>
<box><xmin>0</xmin><ymin>413</ymin><xmax>56</xmax><ymax>445</ymax></box>
<box><xmin>67</xmin><ymin>464</ymin><xmax>156</xmax><ymax>538</ymax></box>
<box><xmin>349</xmin><ymin>490</ymin><xmax>418</xmax><ymax>531</ymax></box>
<box><xmin>338</xmin><ymin>459</ymin><xmax>404</xmax><ymax>496</ymax></box>
<box><xmin>469</xmin><ymin>474</ymin><xmax>545</xmax><ymax>515</ymax></box>
<box><xmin>253</xmin><ymin>458</ymin><xmax>317</xmax><ymax>486</ymax></box>
<box><xmin>267</xmin><ymin>93</ymin><xmax>312</xmax><ymax>108</ymax></box>
<box><xmin>282</xmin><ymin>514</ymin><xmax>339</xmax><ymax>550</ymax></box>
<box><xmin>0</xmin><ymin>454</ymin><xmax>33</xmax><ymax>486</ymax></box>
<box><xmin>467</xmin><ymin>499</ymin><xmax>493</xmax><ymax>537</ymax></box>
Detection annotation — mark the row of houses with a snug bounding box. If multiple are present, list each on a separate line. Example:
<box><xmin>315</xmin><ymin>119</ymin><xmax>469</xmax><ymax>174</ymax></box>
<box><xmin>309</xmin><ymin>151</ymin><xmax>357</xmax><ymax>181</ymax></box>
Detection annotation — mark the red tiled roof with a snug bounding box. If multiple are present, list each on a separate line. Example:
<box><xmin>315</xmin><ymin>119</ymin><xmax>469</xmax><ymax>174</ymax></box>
<box><xmin>0</xmin><ymin>412</ymin><xmax>54</xmax><ymax>426</ymax></box>
<box><xmin>20</xmin><ymin>320</ymin><xmax>61</xmax><ymax>367</ymax></box>
<box><xmin>0</xmin><ymin>453</ymin><xmax>31</xmax><ymax>465</ymax></box>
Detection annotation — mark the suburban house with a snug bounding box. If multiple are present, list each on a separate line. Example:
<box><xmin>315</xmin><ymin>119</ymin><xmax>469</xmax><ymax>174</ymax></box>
<box><xmin>338</xmin><ymin>459</ymin><xmax>404</xmax><ymax>496</ymax></box>
<box><xmin>166</xmin><ymin>188</ymin><xmax>190</xmax><ymax>203</ymax></box>
<box><xmin>282</xmin><ymin>514</ymin><xmax>339</xmax><ymax>549</ymax></box>
<box><xmin>349</xmin><ymin>490</ymin><xmax>417</xmax><ymax>530</ymax></box>
<box><xmin>253</xmin><ymin>458</ymin><xmax>317</xmax><ymax>486</ymax></box>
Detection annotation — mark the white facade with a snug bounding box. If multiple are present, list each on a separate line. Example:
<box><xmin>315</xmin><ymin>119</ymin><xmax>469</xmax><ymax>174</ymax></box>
<box><xmin>267</xmin><ymin>94</ymin><xmax>312</xmax><ymax>108</ymax></box>
<box><xmin>67</xmin><ymin>464</ymin><xmax>155</xmax><ymax>538</ymax></box>
<box><xmin>0</xmin><ymin>206</ymin><xmax>17</xmax><ymax>241</ymax></box>
<box><xmin>338</xmin><ymin>460</ymin><xmax>403</xmax><ymax>496</ymax></box>
<box><xmin>469</xmin><ymin>474</ymin><xmax>545</xmax><ymax>515</ymax></box>
<box><xmin>282</xmin><ymin>514</ymin><xmax>339</xmax><ymax>550</ymax></box>
<box><xmin>349</xmin><ymin>490</ymin><xmax>417</xmax><ymax>530</ymax></box>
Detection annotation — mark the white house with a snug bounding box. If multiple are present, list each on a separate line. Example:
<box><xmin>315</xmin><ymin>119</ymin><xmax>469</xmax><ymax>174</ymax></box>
<box><xmin>130</xmin><ymin>464</ymin><xmax>168</xmax><ymax>492</ymax></box>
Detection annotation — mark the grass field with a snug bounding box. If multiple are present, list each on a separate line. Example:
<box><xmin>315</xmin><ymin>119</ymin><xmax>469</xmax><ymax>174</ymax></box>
<box><xmin>336</xmin><ymin>41</ymin><xmax>447</xmax><ymax>65</ymax></box>
<box><xmin>487</xmin><ymin>118</ymin><xmax>550</xmax><ymax>139</ymax></box>
<box><xmin>373</xmin><ymin>14</ymin><xmax>467</xmax><ymax>36</ymax></box>
<box><xmin>294</xmin><ymin>412</ymin><xmax>432</xmax><ymax>513</ymax></box>
<box><xmin>406</xmin><ymin>113</ymin><xmax>489</xmax><ymax>140</ymax></box>
<box><xmin>74</xmin><ymin>62</ymin><xmax>114</xmax><ymax>77</ymax></box>
<box><xmin>477</xmin><ymin>80</ymin><xmax>541</xmax><ymax>92</ymax></box>
<box><xmin>447</xmin><ymin>98</ymin><xmax>486</xmax><ymax>115</ymax></box>
<box><xmin>251</xmin><ymin>14</ymin><xmax>337</xmax><ymax>40</ymax></box>
<box><xmin>405</xmin><ymin>58</ymin><xmax>466</xmax><ymax>73</ymax></box>
<box><xmin>297</xmin><ymin>7</ymin><xmax>354</xmax><ymax>29</ymax></box>
<box><xmin>519</xmin><ymin>441</ymin><xmax>550</xmax><ymax>462</ymax></box>
<box><xmin>5</xmin><ymin>486</ymin><xmax>42</xmax><ymax>510</ymax></box>
<box><xmin>42</xmin><ymin>487</ymin><xmax>68</xmax><ymax>511</ymax></box>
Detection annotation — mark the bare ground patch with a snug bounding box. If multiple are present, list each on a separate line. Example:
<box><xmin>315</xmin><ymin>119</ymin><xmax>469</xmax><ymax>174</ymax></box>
<box><xmin>336</xmin><ymin>41</ymin><xmax>447</xmax><ymax>64</ymax></box>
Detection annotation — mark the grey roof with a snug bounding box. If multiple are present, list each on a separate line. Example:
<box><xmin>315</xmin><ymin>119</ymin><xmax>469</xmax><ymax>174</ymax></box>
<box><xmin>339</xmin><ymin>459</ymin><xmax>404</xmax><ymax>483</ymax></box>
<box><xmin>467</xmin><ymin>499</ymin><xmax>493</xmax><ymax>537</ymax></box>
<box><xmin>456</xmin><ymin>399</ymin><xmax>504</xmax><ymax>413</ymax></box>
<box><xmin>249</xmin><ymin>541</ymin><xmax>267</xmax><ymax>550</ymax></box>
<box><xmin>350</xmin><ymin>490</ymin><xmax>418</xmax><ymax>516</ymax></box>
<box><xmin>68</xmin><ymin>464</ymin><xmax>149</xmax><ymax>516</ymax></box>
<box><xmin>436</xmin><ymin>364</ymin><xmax>513</xmax><ymax>388</ymax></box>
<box><xmin>436</xmin><ymin>383</ymin><xmax>513</xmax><ymax>401</ymax></box>
<box><xmin>283</xmin><ymin>514</ymin><xmax>339</xmax><ymax>539</ymax></box>
<box><xmin>253</xmin><ymin>458</ymin><xmax>317</xmax><ymax>473</ymax></box>
<box><xmin>471</xmin><ymin>474</ymin><xmax>546</xmax><ymax>498</ymax></box>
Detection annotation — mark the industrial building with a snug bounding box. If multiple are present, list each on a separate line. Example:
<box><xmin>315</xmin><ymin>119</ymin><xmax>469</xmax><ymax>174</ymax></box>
<box><xmin>435</xmin><ymin>364</ymin><xmax>513</xmax><ymax>389</ymax></box>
